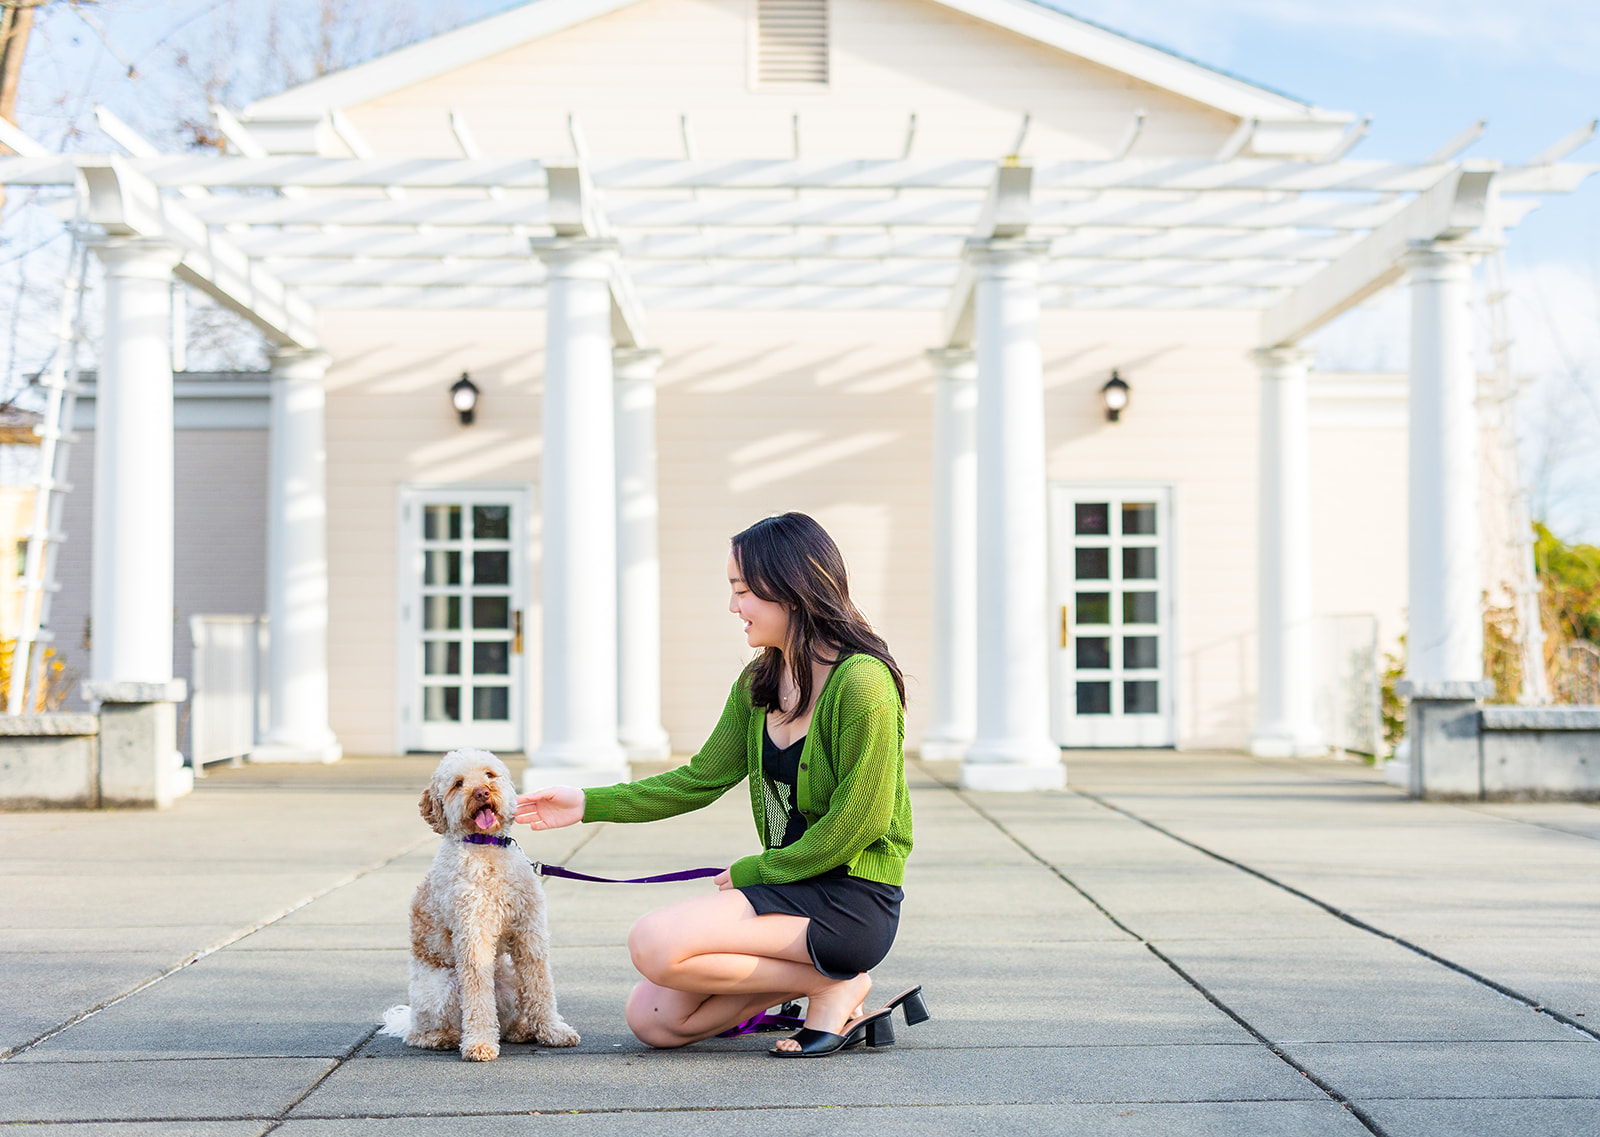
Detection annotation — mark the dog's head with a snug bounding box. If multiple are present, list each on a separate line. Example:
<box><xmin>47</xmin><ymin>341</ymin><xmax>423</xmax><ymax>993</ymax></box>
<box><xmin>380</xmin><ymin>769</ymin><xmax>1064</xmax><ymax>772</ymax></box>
<box><xmin>420</xmin><ymin>748</ymin><xmax>516</xmax><ymax>837</ymax></box>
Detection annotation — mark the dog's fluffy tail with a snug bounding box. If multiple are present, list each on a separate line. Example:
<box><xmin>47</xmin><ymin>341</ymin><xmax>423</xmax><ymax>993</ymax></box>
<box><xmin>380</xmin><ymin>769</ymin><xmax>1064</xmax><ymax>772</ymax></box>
<box><xmin>378</xmin><ymin>1004</ymin><xmax>412</xmax><ymax>1038</ymax></box>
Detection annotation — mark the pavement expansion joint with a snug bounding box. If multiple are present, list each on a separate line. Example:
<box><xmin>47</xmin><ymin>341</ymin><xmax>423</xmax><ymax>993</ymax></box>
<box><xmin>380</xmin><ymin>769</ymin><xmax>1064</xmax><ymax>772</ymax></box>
<box><xmin>1068</xmin><ymin>786</ymin><xmax>1600</xmax><ymax>1046</ymax></box>
<box><xmin>261</xmin><ymin>1024</ymin><xmax>382</xmax><ymax>1134</ymax></box>
<box><xmin>0</xmin><ymin>833</ymin><xmax>436</xmax><ymax>1063</ymax></box>
<box><xmin>918</xmin><ymin>764</ymin><xmax>1390</xmax><ymax>1137</ymax></box>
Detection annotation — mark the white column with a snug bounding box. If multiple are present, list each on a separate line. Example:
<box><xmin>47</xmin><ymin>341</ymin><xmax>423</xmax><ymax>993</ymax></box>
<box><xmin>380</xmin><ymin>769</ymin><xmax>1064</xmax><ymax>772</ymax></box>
<box><xmin>527</xmin><ymin>239</ymin><xmax>630</xmax><ymax>789</ymax></box>
<box><xmin>1406</xmin><ymin>241</ymin><xmax>1484</xmax><ymax>684</ymax></box>
<box><xmin>614</xmin><ymin>346</ymin><xmax>671</xmax><ymax>761</ymax></box>
<box><xmin>922</xmin><ymin>347</ymin><xmax>977</xmax><ymax>761</ymax></box>
<box><xmin>1250</xmin><ymin>347</ymin><xmax>1324</xmax><ymax>757</ymax></box>
<box><xmin>89</xmin><ymin>239</ymin><xmax>183</xmax><ymax>685</ymax></box>
<box><xmin>84</xmin><ymin>238</ymin><xmax>189</xmax><ymax>808</ymax></box>
<box><xmin>254</xmin><ymin>348</ymin><xmax>341</xmax><ymax>763</ymax></box>
<box><xmin>961</xmin><ymin>239</ymin><xmax>1064</xmax><ymax>791</ymax></box>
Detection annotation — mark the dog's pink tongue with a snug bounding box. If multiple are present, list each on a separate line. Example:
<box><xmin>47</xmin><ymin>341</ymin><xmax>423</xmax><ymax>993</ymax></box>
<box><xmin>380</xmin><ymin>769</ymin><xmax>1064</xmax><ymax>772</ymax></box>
<box><xmin>474</xmin><ymin>808</ymin><xmax>497</xmax><ymax>832</ymax></box>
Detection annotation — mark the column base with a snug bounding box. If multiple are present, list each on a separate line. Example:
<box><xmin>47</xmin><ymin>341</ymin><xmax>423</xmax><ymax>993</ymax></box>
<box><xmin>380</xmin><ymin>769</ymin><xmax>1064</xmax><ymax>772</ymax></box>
<box><xmin>1248</xmin><ymin>728</ymin><xmax>1327</xmax><ymax>759</ymax></box>
<box><xmin>522</xmin><ymin>764</ymin><xmax>634</xmax><ymax>793</ymax></box>
<box><xmin>918</xmin><ymin>735</ymin><xmax>973</xmax><ymax>762</ymax></box>
<box><xmin>250</xmin><ymin>741</ymin><xmax>343</xmax><ymax>764</ymax></box>
<box><xmin>619</xmin><ymin>728</ymin><xmax>671</xmax><ymax>762</ymax></box>
<box><xmin>959</xmin><ymin>758</ymin><xmax>1066</xmax><ymax>792</ymax></box>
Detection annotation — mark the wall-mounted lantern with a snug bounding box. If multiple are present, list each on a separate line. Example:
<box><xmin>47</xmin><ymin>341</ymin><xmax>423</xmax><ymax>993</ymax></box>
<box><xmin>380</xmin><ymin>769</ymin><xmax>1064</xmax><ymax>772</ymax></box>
<box><xmin>1101</xmin><ymin>371</ymin><xmax>1130</xmax><ymax>422</ymax></box>
<box><xmin>450</xmin><ymin>372</ymin><xmax>480</xmax><ymax>425</ymax></box>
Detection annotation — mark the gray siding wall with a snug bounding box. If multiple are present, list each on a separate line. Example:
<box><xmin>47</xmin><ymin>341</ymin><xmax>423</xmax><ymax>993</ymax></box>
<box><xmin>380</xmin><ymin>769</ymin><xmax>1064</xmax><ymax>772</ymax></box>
<box><xmin>51</xmin><ymin>429</ymin><xmax>269</xmax><ymax>756</ymax></box>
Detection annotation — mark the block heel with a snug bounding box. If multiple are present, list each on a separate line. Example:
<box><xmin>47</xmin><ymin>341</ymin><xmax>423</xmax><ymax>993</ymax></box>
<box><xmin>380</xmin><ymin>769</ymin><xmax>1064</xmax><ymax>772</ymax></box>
<box><xmin>880</xmin><ymin>984</ymin><xmax>930</xmax><ymax>1026</ymax></box>
<box><xmin>864</xmin><ymin>1014</ymin><xmax>896</xmax><ymax>1048</ymax></box>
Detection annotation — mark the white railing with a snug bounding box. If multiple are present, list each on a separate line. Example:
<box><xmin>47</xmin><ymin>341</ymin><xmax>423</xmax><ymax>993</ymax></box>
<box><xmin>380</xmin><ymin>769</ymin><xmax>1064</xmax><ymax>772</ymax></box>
<box><xmin>188</xmin><ymin>614</ymin><xmax>268</xmax><ymax>773</ymax></box>
<box><xmin>1314</xmin><ymin>614</ymin><xmax>1382</xmax><ymax>758</ymax></box>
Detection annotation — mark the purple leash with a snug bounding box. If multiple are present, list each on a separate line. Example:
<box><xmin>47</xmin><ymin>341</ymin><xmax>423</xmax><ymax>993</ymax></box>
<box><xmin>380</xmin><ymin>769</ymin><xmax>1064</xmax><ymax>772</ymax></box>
<box><xmin>463</xmin><ymin>835</ymin><xmax>725</xmax><ymax>884</ymax></box>
<box><xmin>532</xmin><ymin>862</ymin><xmax>726</xmax><ymax>885</ymax></box>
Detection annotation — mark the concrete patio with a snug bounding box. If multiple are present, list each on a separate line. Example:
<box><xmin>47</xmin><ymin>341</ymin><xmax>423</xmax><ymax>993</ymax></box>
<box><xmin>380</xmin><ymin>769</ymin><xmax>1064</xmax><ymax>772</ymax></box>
<box><xmin>1</xmin><ymin>750</ymin><xmax>1597</xmax><ymax>1136</ymax></box>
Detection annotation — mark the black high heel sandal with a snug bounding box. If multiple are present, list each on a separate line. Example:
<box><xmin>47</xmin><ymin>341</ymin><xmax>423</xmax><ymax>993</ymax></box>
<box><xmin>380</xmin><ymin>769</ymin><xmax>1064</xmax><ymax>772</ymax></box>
<box><xmin>769</xmin><ymin>1007</ymin><xmax>896</xmax><ymax>1058</ymax></box>
<box><xmin>878</xmin><ymin>985</ymin><xmax>930</xmax><ymax>1026</ymax></box>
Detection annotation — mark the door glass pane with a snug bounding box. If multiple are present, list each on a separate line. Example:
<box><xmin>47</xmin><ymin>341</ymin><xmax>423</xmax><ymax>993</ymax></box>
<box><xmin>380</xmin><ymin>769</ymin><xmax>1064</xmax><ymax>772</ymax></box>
<box><xmin>473</xmin><ymin>687</ymin><xmax>510</xmax><ymax>721</ymax></box>
<box><xmin>423</xmin><ymin>641</ymin><xmax>460</xmax><ymax>676</ymax></box>
<box><xmin>1122</xmin><ymin>547</ymin><xmax>1157</xmax><ymax>580</ymax></box>
<box><xmin>1075</xmin><ymin>592</ymin><xmax>1110</xmax><ymax>625</ymax></box>
<box><xmin>1075</xmin><ymin>637</ymin><xmax>1110</xmax><ymax>669</ymax></box>
<box><xmin>1124</xmin><ymin>636</ymin><xmax>1159</xmax><ymax>670</ymax></box>
<box><xmin>1124</xmin><ymin>680</ymin><xmax>1159</xmax><ymax>714</ymax></box>
<box><xmin>1075</xmin><ymin>548</ymin><xmax>1109</xmax><ymax>580</ymax></box>
<box><xmin>1122</xmin><ymin>503</ymin><xmax>1157</xmax><ymax>535</ymax></box>
<box><xmin>1076</xmin><ymin>681</ymin><xmax>1111</xmax><ymax>715</ymax></box>
<box><xmin>473</xmin><ymin>641</ymin><xmax>510</xmax><ymax>676</ymax></box>
<box><xmin>1075</xmin><ymin>503</ymin><xmax>1110</xmax><ymax>536</ymax></box>
<box><xmin>473</xmin><ymin>505</ymin><xmax>511</xmax><ymax>541</ymax></box>
<box><xmin>424</xmin><ymin>550</ymin><xmax>461</xmax><ymax>586</ymax></box>
<box><xmin>1123</xmin><ymin>592</ymin><xmax>1158</xmax><ymax>624</ymax></box>
<box><xmin>423</xmin><ymin>686</ymin><xmax>461</xmax><ymax>722</ymax></box>
<box><xmin>473</xmin><ymin>550</ymin><xmax>510</xmax><ymax>586</ymax></box>
<box><xmin>423</xmin><ymin>595</ymin><xmax>461</xmax><ymax>631</ymax></box>
<box><xmin>424</xmin><ymin>505</ymin><xmax>461</xmax><ymax>541</ymax></box>
<box><xmin>471</xmin><ymin>596</ymin><xmax>511</xmax><ymax>629</ymax></box>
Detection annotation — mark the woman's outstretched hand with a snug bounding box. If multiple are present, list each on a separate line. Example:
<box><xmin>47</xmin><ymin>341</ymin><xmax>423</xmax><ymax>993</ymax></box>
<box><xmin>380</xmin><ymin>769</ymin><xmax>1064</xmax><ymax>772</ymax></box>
<box><xmin>515</xmin><ymin>786</ymin><xmax>585</xmax><ymax>830</ymax></box>
<box><xmin>713</xmin><ymin>869</ymin><xmax>733</xmax><ymax>891</ymax></box>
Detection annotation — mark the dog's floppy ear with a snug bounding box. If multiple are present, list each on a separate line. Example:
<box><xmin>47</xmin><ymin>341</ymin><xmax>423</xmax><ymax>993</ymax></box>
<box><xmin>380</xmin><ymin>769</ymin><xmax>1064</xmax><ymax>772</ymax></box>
<box><xmin>419</xmin><ymin>786</ymin><xmax>447</xmax><ymax>834</ymax></box>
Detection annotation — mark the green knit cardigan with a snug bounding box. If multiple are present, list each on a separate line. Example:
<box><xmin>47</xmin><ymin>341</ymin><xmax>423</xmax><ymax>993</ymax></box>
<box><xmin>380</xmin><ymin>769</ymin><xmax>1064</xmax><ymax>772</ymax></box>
<box><xmin>581</xmin><ymin>653</ymin><xmax>912</xmax><ymax>888</ymax></box>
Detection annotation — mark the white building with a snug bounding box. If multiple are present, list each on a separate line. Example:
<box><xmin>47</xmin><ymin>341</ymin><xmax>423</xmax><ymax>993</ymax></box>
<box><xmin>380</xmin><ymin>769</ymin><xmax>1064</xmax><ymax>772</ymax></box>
<box><xmin>3</xmin><ymin>0</ymin><xmax>1590</xmax><ymax>794</ymax></box>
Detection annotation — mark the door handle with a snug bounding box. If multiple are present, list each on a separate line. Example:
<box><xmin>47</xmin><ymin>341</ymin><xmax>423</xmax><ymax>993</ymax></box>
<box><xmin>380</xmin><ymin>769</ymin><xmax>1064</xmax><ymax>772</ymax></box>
<box><xmin>1060</xmin><ymin>605</ymin><xmax>1069</xmax><ymax>649</ymax></box>
<box><xmin>513</xmin><ymin>610</ymin><xmax>524</xmax><ymax>654</ymax></box>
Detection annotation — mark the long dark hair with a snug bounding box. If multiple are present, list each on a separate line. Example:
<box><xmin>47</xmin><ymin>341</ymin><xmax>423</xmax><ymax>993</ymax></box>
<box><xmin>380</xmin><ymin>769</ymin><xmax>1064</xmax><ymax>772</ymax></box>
<box><xmin>731</xmin><ymin>512</ymin><xmax>906</xmax><ymax>719</ymax></box>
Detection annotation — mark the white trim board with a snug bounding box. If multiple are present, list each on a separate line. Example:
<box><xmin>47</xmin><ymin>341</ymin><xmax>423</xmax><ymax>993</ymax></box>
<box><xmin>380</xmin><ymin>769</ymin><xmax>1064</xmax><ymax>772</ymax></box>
<box><xmin>71</xmin><ymin>374</ymin><xmax>271</xmax><ymax>431</ymax></box>
<box><xmin>244</xmin><ymin>0</ymin><xmax>1347</xmax><ymax>130</ymax></box>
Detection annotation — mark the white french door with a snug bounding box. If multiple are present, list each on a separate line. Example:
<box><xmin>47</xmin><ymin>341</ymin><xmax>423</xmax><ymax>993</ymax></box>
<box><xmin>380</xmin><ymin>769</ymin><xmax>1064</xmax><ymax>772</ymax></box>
<box><xmin>1050</xmin><ymin>485</ymin><xmax>1175</xmax><ymax>748</ymax></box>
<box><xmin>398</xmin><ymin>487</ymin><xmax>530</xmax><ymax>752</ymax></box>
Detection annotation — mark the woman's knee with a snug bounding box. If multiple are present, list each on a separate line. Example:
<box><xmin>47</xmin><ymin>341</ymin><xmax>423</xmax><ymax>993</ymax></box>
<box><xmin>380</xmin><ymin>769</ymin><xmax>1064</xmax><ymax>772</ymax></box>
<box><xmin>626</xmin><ymin>912</ymin><xmax>679</xmax><ymax>984</ymax></box>
<box><xmin>624</xmin><ymin>981</ymin><xmax>687</xmax><ymax>1049</ymax></box>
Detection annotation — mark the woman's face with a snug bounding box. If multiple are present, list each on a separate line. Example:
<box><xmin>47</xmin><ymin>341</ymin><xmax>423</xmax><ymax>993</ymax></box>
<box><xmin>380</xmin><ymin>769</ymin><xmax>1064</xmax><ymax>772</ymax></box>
<box><xmin>728</xmin><ymin>553</ymin><xmax>791</xmax><ymax>651</ymax></box>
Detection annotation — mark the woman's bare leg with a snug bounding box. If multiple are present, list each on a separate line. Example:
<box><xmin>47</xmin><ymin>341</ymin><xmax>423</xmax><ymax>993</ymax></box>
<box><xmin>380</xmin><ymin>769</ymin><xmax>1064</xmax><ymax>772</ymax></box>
<box><xmin>624</xmin><ymin>890</ymin><xmax>872</xmax><ymax>1049</ymax></box>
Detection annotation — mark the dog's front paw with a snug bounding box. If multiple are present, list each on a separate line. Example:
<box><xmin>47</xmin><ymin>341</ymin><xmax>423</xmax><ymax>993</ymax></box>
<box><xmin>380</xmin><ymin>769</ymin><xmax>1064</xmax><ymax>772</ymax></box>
<box><xmin>461</xmin><ymin>1038</ymin><xmax>500</xmax><ymax>1062</ymax></box>
<box><xmin>535</xmin><ymin>1020</ymin><xmax>580</xmax><ymax>1048</ymax></box>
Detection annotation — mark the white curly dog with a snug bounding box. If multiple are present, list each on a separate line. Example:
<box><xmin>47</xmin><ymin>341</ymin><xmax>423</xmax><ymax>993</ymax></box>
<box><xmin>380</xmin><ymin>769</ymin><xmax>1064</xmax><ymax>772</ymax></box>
<box><xmin>381</xmin><ymin>748</ymin><xmax>579</xmax><ymax>1061</ymax></box>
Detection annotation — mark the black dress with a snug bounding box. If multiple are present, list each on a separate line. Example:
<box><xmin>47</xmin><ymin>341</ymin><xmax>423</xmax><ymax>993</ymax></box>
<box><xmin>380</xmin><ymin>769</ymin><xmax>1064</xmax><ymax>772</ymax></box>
<box><xmin>736</xmin><ymin>726</ymin><xmax>904</xmax><ymax>980</ymax></box>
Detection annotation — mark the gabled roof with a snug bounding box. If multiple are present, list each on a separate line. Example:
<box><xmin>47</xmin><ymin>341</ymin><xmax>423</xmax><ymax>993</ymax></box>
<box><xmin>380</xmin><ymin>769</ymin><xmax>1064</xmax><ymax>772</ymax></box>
<box><xmin>244</xmin><ymin>0</ymin><xmax>1348</xmax><ymax>126</ymax></box>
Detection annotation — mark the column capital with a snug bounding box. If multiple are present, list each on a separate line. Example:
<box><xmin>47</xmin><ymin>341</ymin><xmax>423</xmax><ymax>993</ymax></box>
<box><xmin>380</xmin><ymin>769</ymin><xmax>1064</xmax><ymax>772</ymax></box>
<box><xmin>90</xmin><ymin>237</ymin><xmax>183</xmax><ymax>280</ymax></box>
<box><xmin>612</xmin><ymin>347</ymin><xmax>663</xmax><ymax>382</ymax></box>
<box><xmin>269</xmin><ymin>348</ymin><xmax>332</xmax><ymax>382</ymax></box>
<box><xmin>1251</xmin><ymin>345</ymin><xmax>1315</xmax><ymax>375</ymax></box>
<box><xmin>963</xmin><ymin>237</ymin><xmax>1051</xmax><ymax>279</ymax></box>
<box><xmin>1402</xmin><ymin>239</ymin><xmax>1490</xmax><ymax>278</ymax></box>
<box><xmin>531</xmin><ymin>237</ymin><xmax>620</xmax><ymax>279</ymax></box>
<box><xmin>925</xmin><ymin>347</ymin><xmax>976</xmax><ymax>381</ymax></box>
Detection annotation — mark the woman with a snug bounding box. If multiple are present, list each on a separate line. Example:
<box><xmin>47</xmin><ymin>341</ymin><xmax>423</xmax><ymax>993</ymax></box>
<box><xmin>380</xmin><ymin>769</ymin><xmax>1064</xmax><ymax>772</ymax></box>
<box><xmin>514</xmin><ymin>512</ymin><xmax>923</xmax><ymax>1057</ymax></box>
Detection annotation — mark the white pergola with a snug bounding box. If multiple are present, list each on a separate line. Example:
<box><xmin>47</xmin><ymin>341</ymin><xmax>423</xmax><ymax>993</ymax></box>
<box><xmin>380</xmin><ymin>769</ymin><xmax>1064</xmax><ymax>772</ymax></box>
<box><xmin>0</xmin><ymin>122</ymin><xmax>1593</xmax><ymax>788</ymax></box>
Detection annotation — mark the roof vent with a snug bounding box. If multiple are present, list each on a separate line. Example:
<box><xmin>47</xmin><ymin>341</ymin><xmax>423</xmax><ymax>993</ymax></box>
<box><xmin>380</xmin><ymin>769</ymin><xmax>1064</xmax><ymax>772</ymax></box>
<box><xmin>757</xmin><ymin>0</ymin><xmax>829</xmax><ymax>87</ymax></box>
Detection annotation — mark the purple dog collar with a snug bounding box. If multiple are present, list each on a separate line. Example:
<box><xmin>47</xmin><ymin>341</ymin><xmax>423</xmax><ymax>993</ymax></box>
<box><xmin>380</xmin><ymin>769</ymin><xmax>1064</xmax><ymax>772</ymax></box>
<box><xmin>461</xmin><ymin>834</ymin><xmax>515</xmax><ymax>847</ymax></box>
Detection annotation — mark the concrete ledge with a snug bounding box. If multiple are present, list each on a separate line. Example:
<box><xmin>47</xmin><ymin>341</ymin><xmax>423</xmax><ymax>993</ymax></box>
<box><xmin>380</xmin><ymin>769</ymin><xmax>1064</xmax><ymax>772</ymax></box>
<box><xmin>0</xmin><ymin>733</ymin><xmax>99</xmax><ymax>809</ymax></box>
<box><xmin>1396</xmin><ymin>679</ymin><xmax>1496</xmax><ymax>699</ymax></box>
<box><xmin>0</xmin><ymin>714</ymin><xmax>98</xmax><ymax>737</ymax></box>
<box><xmin>1483</xmin><ymin>706</ymin><xmax>1600</xmax><ymax>730</ymax></box>
<box><xmin>81</xmin><ymin>679</ymin><xmax>189</xmax><ymax>705</ymax></box>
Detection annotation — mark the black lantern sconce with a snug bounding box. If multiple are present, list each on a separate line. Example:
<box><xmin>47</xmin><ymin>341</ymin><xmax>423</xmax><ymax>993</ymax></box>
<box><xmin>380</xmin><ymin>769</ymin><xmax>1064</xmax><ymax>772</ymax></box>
<box><xmin>1101</xmin><ymin>370</ymin><xmax>1130</xmax><ymax>422</ymax></box>
<box><xmin>450</xmin><ymin>372</ymin><xmax>480</xmax><ymax>425</ymax></box>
